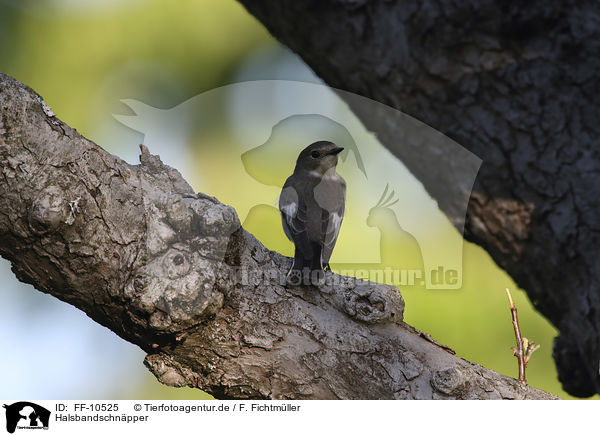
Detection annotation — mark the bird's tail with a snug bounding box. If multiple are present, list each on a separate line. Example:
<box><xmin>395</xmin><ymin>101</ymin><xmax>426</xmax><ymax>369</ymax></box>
<box><xmin>286</xmin><ymin>246</ymin><xmax>325</xmax><ymax>286</ymax></box>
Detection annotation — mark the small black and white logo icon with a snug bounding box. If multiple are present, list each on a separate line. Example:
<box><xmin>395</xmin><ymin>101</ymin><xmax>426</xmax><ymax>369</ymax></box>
<box><xmin>3</xmin><ymin>402</ymin><xmax>50</xmax><ymax>434</ymax></box>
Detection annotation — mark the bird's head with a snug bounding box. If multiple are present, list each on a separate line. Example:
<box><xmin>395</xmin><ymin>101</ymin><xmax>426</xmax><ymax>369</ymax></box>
<box><xmin>367</xmin><ymin>184</ymin><xmax>399</xmax><ymax>228</ymax></box>
<box><xmin>295</xmin><ymin>141</ymin><xmax>344</xmax><ymax>175</ymax></box>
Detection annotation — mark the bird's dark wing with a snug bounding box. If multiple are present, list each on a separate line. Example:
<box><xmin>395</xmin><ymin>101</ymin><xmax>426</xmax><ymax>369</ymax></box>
<box><xmin>279</xmin><ymin>183</ymin><xmax>313</xmax><ymax>262</ymax></box>
<box><xmin>315</xmin><ymin>177</ymin><xmax>346</xmax><ymax>265</ymax></box>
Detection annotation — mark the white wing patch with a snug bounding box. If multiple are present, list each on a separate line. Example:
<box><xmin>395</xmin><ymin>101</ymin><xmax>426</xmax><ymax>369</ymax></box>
<box><xmin>279</xmin><ymin>186</ymin><xmax>300</xmax><ymax>242</ymax></box>
<box><xmin>325</xmin><ymin>211</ymin><xmax>344</xmax><ymax>245</ymax></box>
<box><xmin>279</xmin><ymin>201</ymin><xmax>297</xmax><ymax>218</ymax></box>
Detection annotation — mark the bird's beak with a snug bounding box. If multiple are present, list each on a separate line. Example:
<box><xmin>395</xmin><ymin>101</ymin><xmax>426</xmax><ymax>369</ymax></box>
<box><xmin>329</xmin><ymin>147</ymin><xmax>344</xmax><ymax>155</ymax></box>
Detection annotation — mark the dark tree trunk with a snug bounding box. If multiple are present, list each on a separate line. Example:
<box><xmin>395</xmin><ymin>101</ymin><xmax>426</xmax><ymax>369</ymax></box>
<box><xmin>237</xmin><ymin>0</ymin><xmax>600</xmax><ymax>397</ymax></box>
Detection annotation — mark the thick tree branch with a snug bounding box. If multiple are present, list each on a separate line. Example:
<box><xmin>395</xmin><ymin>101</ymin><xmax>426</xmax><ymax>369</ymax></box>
<box><xmin>237</xmin><ymin>0</ymin><xmax>600</xmax><ymax>397</ymax></box>
<box><xmin>0</xmin><ymin>73</ymin><xmax>556</xmax><ymax>399</ymax></box>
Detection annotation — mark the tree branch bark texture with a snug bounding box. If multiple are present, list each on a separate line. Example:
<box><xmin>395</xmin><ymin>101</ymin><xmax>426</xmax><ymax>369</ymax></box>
<box><xmin>0</xmin><ymin>73</ymin><xmax>557</xmax><ymax>399</ymax></box>
<box><xmin>237</xmin><ymin>0</ymin><xmax>600</xmax><ymax>397</ymax></box>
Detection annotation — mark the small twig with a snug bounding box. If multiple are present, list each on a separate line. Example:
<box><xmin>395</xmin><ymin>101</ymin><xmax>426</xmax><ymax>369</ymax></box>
<box><xmin>506</xmin><ymin>288</ymin><xmax>540</xmax><ymax>385</ymax></box>
<box><xmin>506</xmin><ymin>288</ymin><xmax>526</xmax><ymax>383</ymax></box>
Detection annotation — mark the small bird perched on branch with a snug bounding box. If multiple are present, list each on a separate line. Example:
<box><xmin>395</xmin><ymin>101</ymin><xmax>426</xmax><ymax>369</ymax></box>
<box><xmin>279</xmin><ymin>141</ymin><xmax>346</xmax><ymax>285</ymax></box>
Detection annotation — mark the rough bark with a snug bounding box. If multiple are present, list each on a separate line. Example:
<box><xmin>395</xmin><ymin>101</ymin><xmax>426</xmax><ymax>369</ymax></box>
<box><xmin>237</xmin><ymin>0</ymin><xmax>600</xmax><ymax>397</ymax></box>
<box><xmin>0</xmin><ymin>73</ymin><xmax>558</xmax><ymax>399</ymax></box>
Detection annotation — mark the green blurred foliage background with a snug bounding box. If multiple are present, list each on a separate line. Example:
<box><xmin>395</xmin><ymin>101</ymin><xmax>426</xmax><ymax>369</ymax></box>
<box><xmin>0</xmin><ymin>0</ymin><xmax>594</xmax><ymax>400</ymax></box>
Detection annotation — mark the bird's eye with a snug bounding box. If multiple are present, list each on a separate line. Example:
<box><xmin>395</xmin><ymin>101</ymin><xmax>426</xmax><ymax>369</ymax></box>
<box><xmin>311</xmin><ymin>151</ymin><xmax>320</xmax><ymax>158</ymax></box>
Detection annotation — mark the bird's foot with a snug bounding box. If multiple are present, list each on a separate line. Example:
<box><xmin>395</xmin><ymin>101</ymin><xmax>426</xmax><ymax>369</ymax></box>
<box><xmin>285</xmin><ymin>269</ymin><xmax>303</xmax><ymax>287</ymax></box>
<box><xmin>286</xmin><ymin>268</ymin><xmax>327</xmax><ymax>287</ymax></box>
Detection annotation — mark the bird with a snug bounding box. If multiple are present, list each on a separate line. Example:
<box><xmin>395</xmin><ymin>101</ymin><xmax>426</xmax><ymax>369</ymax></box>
<box><xmin>279</xmin><ymin>141</ymin><xmax>346</xmax><ymax>285</ymax></box>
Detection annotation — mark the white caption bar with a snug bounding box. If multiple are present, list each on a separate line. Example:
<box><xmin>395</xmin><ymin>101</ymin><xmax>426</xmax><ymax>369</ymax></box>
<box><xmin>0</xmin><ymin>399</ymin><xmax>593</xmax><ymax>435</ymax></box>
